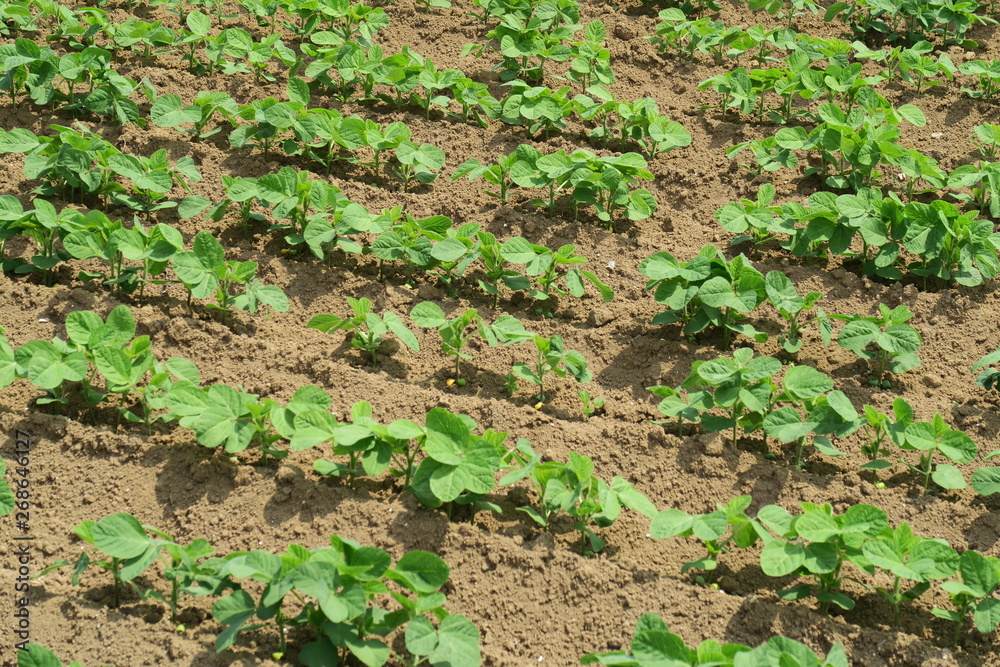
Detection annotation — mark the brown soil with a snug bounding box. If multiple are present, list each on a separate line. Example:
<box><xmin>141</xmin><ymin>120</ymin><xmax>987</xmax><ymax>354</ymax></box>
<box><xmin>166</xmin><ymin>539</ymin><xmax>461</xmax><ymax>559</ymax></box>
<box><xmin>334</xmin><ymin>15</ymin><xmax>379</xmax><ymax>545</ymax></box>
<box><xmin>2</xmin><ymin>0</ymin><xmax>1000</xmax><ymax>665</ymax></box>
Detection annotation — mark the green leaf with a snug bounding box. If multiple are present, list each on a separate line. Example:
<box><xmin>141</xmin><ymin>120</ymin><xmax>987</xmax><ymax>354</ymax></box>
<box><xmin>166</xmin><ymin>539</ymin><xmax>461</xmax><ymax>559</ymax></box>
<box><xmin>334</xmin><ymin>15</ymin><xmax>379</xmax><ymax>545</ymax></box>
<box><xmin>972</xmin><ymin>467</ymin><xmax>1000</xmax><ymax>496</ymax></box>
<box><xmin>178</xmin><ymin>195</ymin><xmax>212</xmax><ymax>219</ymax></box>
<box><xmin>388</xmin><ymin>551</ymin><xmax>450</xmax><ymax>594</ymax></box>
<box><xmin>760</xmin><ymin>540</ymin><xmax>805</xmax><ymax>576</ymax></box>
<box><xmin>212</xmin><ymin>590</ymin><xmax>257</xmax><ymax>651</ymax></box>
<box><xmin>649</xmin><ymin>509</ymin><xmax>694</xmax><ymax>538</ymax></box>
<box><xmin>783</xmin><ymin>365</ymin><xmax>833</xmax><ymax>400</ymax></box>
<box><xmin>343</xmin><ymin>635</ymin><xmax>390</xmax><ymax>667</ymax></box>
<box><xmin>383</xmin><ymin>312</ymin><xmax>418</xmax><ymax>351</ymax></box>
<box><xmin>762</xmin><ymin>406</ymin><xmax>808</xmax><ymax>443</ymax></box>
<box><xmin>423</xmin><ymin>408</ymin><xmax>469</xmax><ymax>465</ymax></box>
<box><xmin>938</xmin><ymin>430</ymin><xmax>978</xmax><ymax>464</ymax></box>
<box><xmin>91</xmin><ymin>513</ymin><xmax>149</xmax><ymax>559</ymax></box>
<box><xmin>150</xmin><ymin>94</ymin><xmax>199</xmax><ymax>128</ymax></box>
<box><xmin>897</xmin><ymin>104</ymin><xmax>926</xmax><ymax>127</ymax></box>
<box><xmin>429</xmin><ymin>614</ymin><xmax>481</xmax><ymax>666</ymax></box>
<box><xmin>410</xmin><ymin>301</ymin><xmax>447</xmax><ymax>328</ymax></box>
<box><xmin>17</xmin><ymin>644</ymin><xmax>64</xmax><ymax>667</ymax></box>
<box><xmin>931</xmin><ymin>464</ymin><xmax>966</xmax><ymax>490</ymax></box>
<box><xmin>975</xmin><ymin>598</ymin><xmax>1000</xmax><ymax>633</ymax></box>
<box><xmin>838</xmin><ymin>319</ymin><xmax>880</xmax><ymax>353</ymax></box>
<box><xmin>287</xmin><ymin>76</ymin><xmax>311</xmax><ymax>107</ymax></box>
<box><xmin>405</xmin><ymin>617</ymin><xmax>439</xmax><ymax>656</ymax></box>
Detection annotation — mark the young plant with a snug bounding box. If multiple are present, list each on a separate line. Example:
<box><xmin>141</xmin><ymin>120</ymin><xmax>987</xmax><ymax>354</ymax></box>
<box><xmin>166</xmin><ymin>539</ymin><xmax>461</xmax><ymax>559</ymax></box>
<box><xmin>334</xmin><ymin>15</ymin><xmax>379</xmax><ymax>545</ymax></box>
<box><xmin>410</xmin><ymin>302</ymin><xmax>533</xmax><ymax>382</ymax></box>
<box><xmin>566</xmin><ymin>151</ymin><xmax>659</xmax><ymax>226</ymax></box>
<box><xmin>756</xmin><ymin>502</ymin><xmax>889</xmax><ymax>613</ymax></box>
<box><xmin>900</xmin><ymin>413</ymin><xmax>978</xmax><ymax>494</ymax></box>
<box><xmin>857</xmin><ymin>399</ymin><xmax>911</xmax><ymax>485</ymax></box>
<box><xmin>616</xmin><ymin>97</ymin><xmax>692</xmax><ymax>160</ymax></box>
<box><xmin>512</xmin><ymin>334</ymin><xmax>591</xmax><ymax>404</ymax></box>
<box><xmin>714</xmin><ymin>184</ymin><xmax>787</xmax><ymax>257</ymax></box>
<box><xmin>932</xmin><ymin>550</ymin><xmax>1000</xmax><ymax>647</ymax></box>
<box><xmin>764</xmin><ymin>270</ymin><xmax>830</xmax><ymax>355</ymax></box>
<box><xmin>105</xmin><ymin>219</ymin><xmax>184</xmax><ymax>298</ymax></box>
<box><xmin>566</xmin><ymin>20</ymin><xmax>614</xmax><ymax>90</ymax></box>
<box><xmin>501</xmin><ymin>442</ymin><xmax>657</xmax><ymax>554</ymax></box>
<box><xmin>499</xmin><ymin>237</ymin><xmax>613</xmax><ymax>315</ymax></box>
<box><xmin>164</xmin><ymin>383</ymin><xmax>262</xmax><ymax>456</ymax></box>
<box><xmin>106</xmin><ymin>148</ymin><xmax>203</xmax><ymax>219</ymax></box>
<box><xmin>229</xmin><ymin>97</ymin><xmax>301</xmax><ymax>161</ymax></box>
<box><xmin>369</xmin><ymin>211</ymin><xmax>457</xmax><ymax>284</ymax></box>
<box><xmin>11</xmin><ymin>337</ymin><xmax>87</xmax><ymax>411</ymax></box>
<box><xmin>683</xmin><ymin>347</ymin><xmax>781</xmax><ymax>449</ymax></box>
<box><xmin>157</xmin><ymin>537</ymin><xmax>232</xmax><ymax>629</ymax></box>
<box><xmin>450</xmin><ymin>77</ymin><xmax>501</xmax><ymax>127</ymax></box>
<box><xmin>464</xmin><ymin>9</ymin><xmax>579</xmax><ymax>84</ymax></box>
<box><xmin>415</xmin><ymin>59</ymin><xmax>461</xmax><ymax>118</ymax></box>
<box><xmin>150</xmin><ymin>91</ymin><xmax>239</xmax><ymax>140</ymax></box>
<box><xmin>577</xmin><ymin>389</ymin><xmax>604</xmax><ymax>420</ymax></box>
<box><xmin>73</xmin><ymin>308</ymin><xmax>157</xmax><ymax>427</ymax></box>
<box><xmin>391</xmin><ymin>141</ymin><xmax>445</xmax><ymax>191</ymax></box>
<box><xmin>649</xmin><ymin>495</ymin><xmax>762</xmax><ymax>584</ymax></box>
<box><xmin>307</xmin><ymin>297</ymin><xmax>419</xmax><ymax>366</ymax></box>
<box><xmin>639</xmin><ymin>246</ymin><xmax>767</xmax><ymax>348</ymax></box>
<box><xmin>960</xmin><ymin>60</ymin><xmax>1000</xmax><ymax>101</ymax></box>
<box><xmin>451</xmin><ymin>146</ymin><xmax>536</xmax><ymax>206</ymax></box>
<box><xmin>829</xmin><ymin>304</ymin><xmax>921</xmax><ymax>387</ymax></box>
<box><xmin>582</xmin><ymin>614</ymin><xmax>848</xmax><ymax>666</ymax></box>
<box><xmin>762</xmin><ymin>364</ymin><xmax>859</xmax><ymax>467</ymax></box>
<box><xmin>408</xmin><ymin>408</ymin><xmax>509</xmax><ymax>517</ymax></box>
<box><xmin>971</xmin><ymin>123</ymin><xmax>1000</xmax><ymax>160</ymax></box>
<box><xmin>647</xmin><ymin>383</ymin><xmax>714</xmax><ymax>437</ymax></box>
<box><xmin>171</xmin><ymin>232</ymin><xmax>288</xmax><ymax>315</ymax></box>
<box><xmin>212</xmin><ymin>536</ymin><xmax>480</xmax><ymax>663</ymax></box>
<box><xmin>39</xmin><ymin>513</ymin><xmax>171</xmax><ymax>608</ymax></box>
<box><xmin>499</xmin><ymin>80</ymin><xmax>577</xmax><ymax>139</ymax></box>
<box><xmin>473</xmin><ymin>231</ymin><xmax>531</xmax><ymax>308</ymax></box>
<box><xmin>359</xmin><ymin>119</ymin><xmax>411</xmax><ymax>181</ymax></box>
<box><xmin>300</xmin><ymin>400</ymin><xmax>397</xmax><ymax>486</ymax></box>
<box><xmin>863</xmin><ymin>523</ymin><xmax>959</xmax><ymax>626</ymax></box>
<box><xmin>972</xmin><ymin>345</ymin><xmax>1000</xmax><ymax>391</ymax></box>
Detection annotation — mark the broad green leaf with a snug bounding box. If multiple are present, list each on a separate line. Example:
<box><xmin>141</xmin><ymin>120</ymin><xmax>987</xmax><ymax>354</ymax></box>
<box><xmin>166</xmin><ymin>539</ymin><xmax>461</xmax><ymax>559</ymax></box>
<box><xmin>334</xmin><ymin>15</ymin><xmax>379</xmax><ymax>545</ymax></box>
<box><xmin>17</xmin><ymin>644</ymin><xmax>64</xmax><ymax>667</ymax></box>
<box><xmin>972</xmin><ymin>467</ymin><xmax>1000</xmax><ymax>496</ymax></box>
<box><xmin>212</xmin><ymin>590</ymin><xmax>257</xmax><ymax>651</ymax></box>
<box><xmin>783</xmin><ymin>365</ymin><xmax>833</xmax><ymax>400</ymax></box>
<box><xmin>932</xmin><ymin>464</ymin><xmax>966</xmax><ymax>490</ymax></box>
<box><xmin>423</xmin><ymin>408</ymin><xmax>469</xmax><ymax>465</ymax></box>
<box><xmin>388</xmin><ymin>551</ymin><xmax>450</xmax><ymax>594</ymax></box>
<box><xmin>91</xmin><ymin>513</ymin><xmax>150</xmax><ymax>559</ymax></box>
<box><xmin>760</xmin><ymin>540</ymin><xmax>805</xmax><ymax>576</ymax></box>
<box><xmin>410</xmin><ymin>301</ymin><xmax>447</xmax><ymax>329</ymax></box>
<box><xmin>429</xmin><ymin>614</ymin><xmax>481</xmax><ymax>666</ymax></box>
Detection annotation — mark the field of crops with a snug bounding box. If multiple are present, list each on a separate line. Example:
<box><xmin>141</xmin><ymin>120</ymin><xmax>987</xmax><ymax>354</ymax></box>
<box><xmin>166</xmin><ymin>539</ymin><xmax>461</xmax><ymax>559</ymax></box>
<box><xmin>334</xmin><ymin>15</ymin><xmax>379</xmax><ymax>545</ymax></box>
<box><xmin>3</xmin><ymin>0</ymin><xmax>1000</xmax><ymax>664</ymax></box>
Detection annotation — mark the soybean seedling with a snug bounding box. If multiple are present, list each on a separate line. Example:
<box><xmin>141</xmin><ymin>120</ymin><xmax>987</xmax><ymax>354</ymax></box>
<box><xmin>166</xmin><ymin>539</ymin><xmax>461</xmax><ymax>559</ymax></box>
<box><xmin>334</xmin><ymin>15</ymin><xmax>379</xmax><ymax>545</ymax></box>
<box><xmin>649</xmin><ymin>495</ymin><xmax>761</xmax><ymax>584</ymax></box>
<box><xmin>764</xmin><ymin>270</ymin><xmax>831</xmax><ymax>355</ymax></box>
<box><xmin>900</xmin><ymin>413</ymin><xmax>978</xmax><ymax>494</ymax></box>
<box><xmin>308</xmin><ymin>297</ymin><xmax>418</xmax><ymax>366</ymax></box>
<box><xmin>501</xmin><ymin>443</ymin><xmax>656</xmax><ymax>554</ymax></box>
<box><xmin>829</xmin><ymin>304</ymin><xmax>921</xmax><ymax>388</ymax></box>
<box><xmin>513</xmin><ymin>334</ymin><xmax>592</xmax><ymax>404</ymax></box>
<box><xmin>411</xmin><ymin>302</ymin><xmax>534</xmax><ymax>382</ymax></box>
<box><xmin>38</xmin><ymin>513</ymin><xmax>170</xmax><ymax>608</ymax></box>
<box><xmin>577</xmin><ymin>389</ymin><xmax>604</xmax><ymax>420</ymax></box>
<box><xmin>932</xmin><ymin>550</ymin><xmax>1000</xmax><ymax>647</ymax></box>
<box><xmin>863</xmin><ymin>523</ymin><xmax>958</xmax><ymax>627</ymax></box>
<box><xmin>858</xmin><ymin>399</ymin><xmax>911</xmax><ymax>485</ymax></box>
